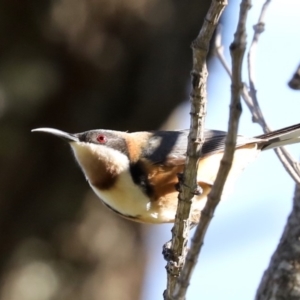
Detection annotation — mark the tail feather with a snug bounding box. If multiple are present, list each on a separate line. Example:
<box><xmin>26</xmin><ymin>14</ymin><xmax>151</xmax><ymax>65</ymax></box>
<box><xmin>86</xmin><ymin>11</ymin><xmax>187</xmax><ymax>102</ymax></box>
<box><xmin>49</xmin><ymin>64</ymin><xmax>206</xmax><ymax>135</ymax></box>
<box><xmin>255</xmin><ymin>123</ymin><xmax>300</xmax><ymax>150</ymax></box>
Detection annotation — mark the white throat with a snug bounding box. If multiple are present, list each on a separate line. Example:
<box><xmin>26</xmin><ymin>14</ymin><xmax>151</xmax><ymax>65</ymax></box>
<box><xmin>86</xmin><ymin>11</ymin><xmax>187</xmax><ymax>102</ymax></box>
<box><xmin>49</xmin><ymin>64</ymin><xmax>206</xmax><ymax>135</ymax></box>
<box><xmin>70</xmin><ymin>142</ymin><xmax>151</xmax><ymax>218</ymax></box>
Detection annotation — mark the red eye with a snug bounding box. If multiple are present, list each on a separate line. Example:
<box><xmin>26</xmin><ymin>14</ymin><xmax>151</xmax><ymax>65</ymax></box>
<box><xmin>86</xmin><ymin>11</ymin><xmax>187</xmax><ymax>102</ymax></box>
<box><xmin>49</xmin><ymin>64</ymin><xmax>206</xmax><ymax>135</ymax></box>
<box><xmin>96</xmin><ymin>134</ymin><xmax>107</xmax><ymax>144</ymax></box>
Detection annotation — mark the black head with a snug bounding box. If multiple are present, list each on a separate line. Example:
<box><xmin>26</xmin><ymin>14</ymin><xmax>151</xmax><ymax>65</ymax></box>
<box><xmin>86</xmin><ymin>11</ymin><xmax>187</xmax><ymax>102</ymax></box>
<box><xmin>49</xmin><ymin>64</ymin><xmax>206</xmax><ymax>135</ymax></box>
<box><xmin>32</xmin><ymin>128</ymin><xmax>129</xmax><ymax>156</ymax></box>
<box><xmin>75</xmin><ymin>130</ymin><xmax>129</xmax><ymax>156</ymax></box>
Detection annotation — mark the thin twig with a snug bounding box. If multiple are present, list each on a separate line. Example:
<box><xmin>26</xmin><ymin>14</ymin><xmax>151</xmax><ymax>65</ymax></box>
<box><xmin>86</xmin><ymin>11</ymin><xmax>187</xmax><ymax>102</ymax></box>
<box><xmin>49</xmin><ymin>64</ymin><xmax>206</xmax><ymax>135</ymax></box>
<box><xmin>247</xmin><ymin>0</ymin><xmax>300</xmax><ymax>183</ymax></box>
<box><xmin>164</xmin><ymin>1</ymin><xmax>227</xmax><ymax>299</ymax></box>
<box><xmin>214</xmin><ymin>17</ymin><xmax>300</xmax><ymax>184</ymax></box>
<box><xmin>171</xmin><ymin>1</ymin><xmax>251</xmax><ymax>299</ymax></box>
<box><xmin>247</xmin><ymin>0</ymin><xmax>271</xmax><ymax>126</ymax></box>
<box><xmin>214</xmin><ymin>25</ymin><xmax>232</xmax><ymax>77</ymax></box>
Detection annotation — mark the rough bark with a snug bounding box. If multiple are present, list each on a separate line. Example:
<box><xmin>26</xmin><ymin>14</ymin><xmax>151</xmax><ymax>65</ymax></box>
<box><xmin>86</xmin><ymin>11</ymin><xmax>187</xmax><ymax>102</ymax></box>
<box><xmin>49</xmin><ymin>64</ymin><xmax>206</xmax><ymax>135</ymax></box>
<box><xmin>256</xmin><ymin>183</ymin><xmax>300</xmax><ymax>299</ymax></box>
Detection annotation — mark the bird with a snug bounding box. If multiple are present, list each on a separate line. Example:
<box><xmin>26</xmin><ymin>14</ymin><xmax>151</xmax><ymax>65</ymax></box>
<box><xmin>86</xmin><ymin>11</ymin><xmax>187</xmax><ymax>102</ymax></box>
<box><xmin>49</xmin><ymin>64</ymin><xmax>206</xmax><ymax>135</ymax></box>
<box><xmin>32</xmin><ymin>123</ymin><xmax>300</xmax><ymax>225</ymax></box>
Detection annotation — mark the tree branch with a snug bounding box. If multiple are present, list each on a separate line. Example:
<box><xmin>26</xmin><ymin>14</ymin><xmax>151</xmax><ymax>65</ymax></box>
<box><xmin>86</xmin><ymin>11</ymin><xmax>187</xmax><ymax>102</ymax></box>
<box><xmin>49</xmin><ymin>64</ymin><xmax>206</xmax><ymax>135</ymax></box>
<box><xmin>164</xmin><ymin>1</ymin><xmax>227</xmax><ymax>299</ymax></box>
<box><xmin>170</xmin><ymin>1</ymin><xmax>251</xmax><ymax>299</ymax></box>
<box><xmin>255</xmin><ymin>183</ymin><xmax>300</xmax><ymax>299</ymax></box>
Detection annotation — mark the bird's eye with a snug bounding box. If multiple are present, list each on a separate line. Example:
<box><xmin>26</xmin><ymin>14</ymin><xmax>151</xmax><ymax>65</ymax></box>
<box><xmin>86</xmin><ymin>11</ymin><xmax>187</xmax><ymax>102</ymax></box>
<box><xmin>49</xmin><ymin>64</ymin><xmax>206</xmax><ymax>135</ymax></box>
<box><xmin>96</xmin><ymin>134</ymin><xmax>107</xmax><ymax>144</ymax></box>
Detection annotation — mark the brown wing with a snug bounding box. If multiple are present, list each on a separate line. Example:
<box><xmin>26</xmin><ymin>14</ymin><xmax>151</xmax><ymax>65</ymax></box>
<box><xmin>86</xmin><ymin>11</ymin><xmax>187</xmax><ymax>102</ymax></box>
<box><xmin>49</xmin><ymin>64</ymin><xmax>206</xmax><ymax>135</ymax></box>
<box><xmin>137</xmin><ymin>142</ymin><xmax>260</xmax><ymax>224</ymax></box>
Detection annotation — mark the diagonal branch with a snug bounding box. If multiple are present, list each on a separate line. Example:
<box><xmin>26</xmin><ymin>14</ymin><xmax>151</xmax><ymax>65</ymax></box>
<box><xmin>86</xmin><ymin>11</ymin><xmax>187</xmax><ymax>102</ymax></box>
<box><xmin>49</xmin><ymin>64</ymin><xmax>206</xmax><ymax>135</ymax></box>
<box><xmin>170</xmin><ymin>1</ymin><xmax>251</xmax><ymax>299</ymax></box>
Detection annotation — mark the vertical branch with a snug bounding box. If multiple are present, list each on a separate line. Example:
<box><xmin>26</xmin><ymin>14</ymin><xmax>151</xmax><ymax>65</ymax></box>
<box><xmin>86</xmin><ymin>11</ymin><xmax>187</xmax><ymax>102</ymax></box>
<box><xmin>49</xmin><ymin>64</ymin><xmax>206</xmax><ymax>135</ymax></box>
<box><xmin>171</xmin><ymin>1</ymin><xmax>251</xmax><ymax>299</ymax></box>
<box><xmin>164</xmin><ymin>1</ymin><xmax>227</xmax><ymax>299</ymax></box>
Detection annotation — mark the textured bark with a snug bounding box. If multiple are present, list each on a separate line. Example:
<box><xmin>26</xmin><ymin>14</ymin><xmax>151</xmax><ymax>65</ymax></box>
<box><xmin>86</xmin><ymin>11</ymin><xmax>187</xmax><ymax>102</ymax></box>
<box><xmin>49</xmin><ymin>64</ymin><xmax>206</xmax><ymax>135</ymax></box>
<box><xmin>256</xmin><ymin>183</ymin><xmax>300</xmax><ymax>300</ymax></box>
<box><xmin>165</xmin><ymin>1</ymin><xmax>227</xmax><ymax>299</ymax></box>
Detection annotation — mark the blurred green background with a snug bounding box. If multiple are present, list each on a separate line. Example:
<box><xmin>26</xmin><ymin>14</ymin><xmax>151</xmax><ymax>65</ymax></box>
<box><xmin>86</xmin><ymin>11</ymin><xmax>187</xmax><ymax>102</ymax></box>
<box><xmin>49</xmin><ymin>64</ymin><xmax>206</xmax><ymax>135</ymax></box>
<box><xmin>0</xmin><ymin>0</ymin><xmax>212</xmax><ymax>299</ymax></box>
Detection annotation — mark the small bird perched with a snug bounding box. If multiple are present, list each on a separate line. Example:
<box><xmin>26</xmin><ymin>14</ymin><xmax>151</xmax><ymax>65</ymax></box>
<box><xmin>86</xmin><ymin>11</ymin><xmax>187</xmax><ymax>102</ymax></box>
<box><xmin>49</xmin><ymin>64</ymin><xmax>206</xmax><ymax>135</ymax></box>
<box><xmin>32</xmin><ymin>123</ymin><xmax>300</xmax><ymax>224</ymax></box>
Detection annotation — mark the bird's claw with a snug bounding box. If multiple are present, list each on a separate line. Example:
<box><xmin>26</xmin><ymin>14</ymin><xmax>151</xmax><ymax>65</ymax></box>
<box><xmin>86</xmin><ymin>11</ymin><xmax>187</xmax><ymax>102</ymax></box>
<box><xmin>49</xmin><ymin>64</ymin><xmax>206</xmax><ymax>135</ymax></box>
<box><xmin>175</xmin><ymin>173</ymin><xmax>203</xmax><ymax>196</ymax></box>
<box><xmin>162</xmin><ymin>240</ymin><xmax>175</xmax><ymax>261</ymax></box>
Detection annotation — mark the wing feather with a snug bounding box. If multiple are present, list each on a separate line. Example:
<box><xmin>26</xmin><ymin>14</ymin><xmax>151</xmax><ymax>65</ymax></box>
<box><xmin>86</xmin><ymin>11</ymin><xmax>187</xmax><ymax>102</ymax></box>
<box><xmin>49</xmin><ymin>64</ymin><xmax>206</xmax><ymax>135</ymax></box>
<box><xmin>143</xmin><ymin>129</ymin><xmax>262</xmax><ymax>166</ymax></box>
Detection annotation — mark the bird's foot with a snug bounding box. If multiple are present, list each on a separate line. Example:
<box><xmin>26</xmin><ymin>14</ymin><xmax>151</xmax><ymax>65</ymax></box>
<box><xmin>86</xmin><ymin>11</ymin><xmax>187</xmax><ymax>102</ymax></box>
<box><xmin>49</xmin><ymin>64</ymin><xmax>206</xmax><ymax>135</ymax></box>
<box><xmin>175</xmin><ymin>173</ymin><xmax>203</xmax><ymax>195</ymax></box>
<box><xmin>162</xmin><ymin>240</ymin><xmax>175</xmax><ymax>261</ymax></box>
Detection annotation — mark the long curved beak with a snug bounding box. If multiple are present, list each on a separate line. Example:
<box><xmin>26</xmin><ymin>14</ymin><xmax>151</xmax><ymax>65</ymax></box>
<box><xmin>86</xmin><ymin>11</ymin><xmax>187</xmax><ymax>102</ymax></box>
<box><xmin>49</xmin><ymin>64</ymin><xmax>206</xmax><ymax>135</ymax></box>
<box><xmin>31</xmin><ymin>128</ymin><xmax>79</xmax><ymax>143</ymax></box>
